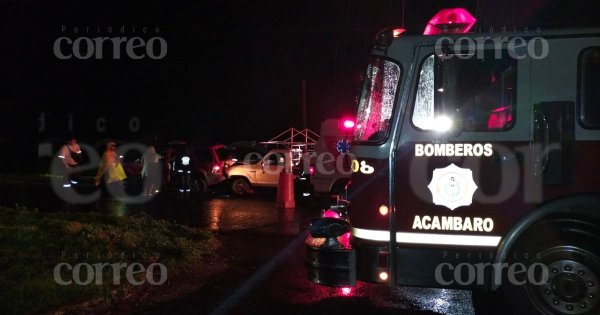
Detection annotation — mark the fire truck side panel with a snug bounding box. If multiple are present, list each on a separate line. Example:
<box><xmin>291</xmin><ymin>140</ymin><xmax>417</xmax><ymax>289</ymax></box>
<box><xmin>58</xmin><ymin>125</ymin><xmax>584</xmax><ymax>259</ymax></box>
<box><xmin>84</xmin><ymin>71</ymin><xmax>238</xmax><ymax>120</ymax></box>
<box><xmin>348</xmin><ymin>30</ymin><xmax>600</xmax><ymax>288</ymax></box>
<box><xmin>491</xmin><ymin>35</ymin><xmax>600</xmax><ymax>269</ymax></box>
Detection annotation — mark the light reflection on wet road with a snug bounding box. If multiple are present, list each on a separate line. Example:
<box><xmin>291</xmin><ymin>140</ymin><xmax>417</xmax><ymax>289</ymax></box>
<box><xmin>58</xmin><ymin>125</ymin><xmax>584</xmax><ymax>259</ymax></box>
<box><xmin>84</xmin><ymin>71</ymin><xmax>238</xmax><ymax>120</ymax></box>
<box><xmin>0</xmin><ymin>184</ymin><xmax>478</xmax><ymax>315</ymax></box>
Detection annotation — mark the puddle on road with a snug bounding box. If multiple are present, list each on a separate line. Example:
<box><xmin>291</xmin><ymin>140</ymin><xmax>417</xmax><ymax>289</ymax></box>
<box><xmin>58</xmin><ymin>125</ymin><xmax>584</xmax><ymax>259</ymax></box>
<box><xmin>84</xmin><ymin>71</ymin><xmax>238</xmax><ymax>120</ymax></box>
<box><xmin>386</xmin><ymin>287</ymin><xmax>474</xmax><ymax>315</ymax></box>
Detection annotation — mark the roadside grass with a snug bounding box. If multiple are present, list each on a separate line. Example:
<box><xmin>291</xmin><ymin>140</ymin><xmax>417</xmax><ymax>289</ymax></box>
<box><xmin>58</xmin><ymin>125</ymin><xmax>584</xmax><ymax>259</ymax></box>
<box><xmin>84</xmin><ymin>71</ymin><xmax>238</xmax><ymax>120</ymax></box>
<box><xmin>0</xmin><ymin>206</ymin><xmax>212</xmax><ymax>314</ymax></box>
<box><xmin>0</xmin><ymin>173</ymin><xmax>96</xmax><ymax>186</ymax></box>
<box><xmin>0</xmin><ymin>173</ymin><xmax>56</xmax><ymax>185</ymax></box>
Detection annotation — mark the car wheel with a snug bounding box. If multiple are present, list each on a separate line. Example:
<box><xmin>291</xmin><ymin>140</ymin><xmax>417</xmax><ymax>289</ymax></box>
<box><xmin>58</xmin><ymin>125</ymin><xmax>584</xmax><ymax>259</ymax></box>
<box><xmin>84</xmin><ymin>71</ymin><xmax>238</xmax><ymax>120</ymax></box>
<box><xmin>231</xmin><ymin>178</ymin><xmax>250</xmax><ymax>195</ymax></box>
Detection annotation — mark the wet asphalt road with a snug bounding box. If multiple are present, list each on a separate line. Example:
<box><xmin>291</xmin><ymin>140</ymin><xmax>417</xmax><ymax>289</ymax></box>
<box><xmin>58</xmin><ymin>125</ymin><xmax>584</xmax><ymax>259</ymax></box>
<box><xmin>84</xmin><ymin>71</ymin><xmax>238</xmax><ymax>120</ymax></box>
<box><xmin>0</xmin><ymin>182</ymin><xmax>477</xmax><ymax>315</ymax></box>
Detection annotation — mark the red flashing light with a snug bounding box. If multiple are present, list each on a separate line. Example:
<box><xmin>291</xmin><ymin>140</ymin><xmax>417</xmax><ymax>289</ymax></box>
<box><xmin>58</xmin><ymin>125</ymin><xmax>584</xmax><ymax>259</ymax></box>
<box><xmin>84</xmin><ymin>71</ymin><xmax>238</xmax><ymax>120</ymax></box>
<box><xmin>343</xmin><ymin>119</ymin><xmax>355</xmax><ymax>129</ymax></box>
<box><xmin>423</xmin><ymin>8</ymin><xmax>476</xmax><ymax>35</ymax></box>
<box><xmin>212</xmin><ymin>164</ymin><xmax>221</xmax><ymax>173</ymax></box>
<box><xmin>322</xmin><ymin>210</ymin><xmax>341</xmax><ymax>219</ymax></box>
<box><xmin>309</xmin><ymin>165</ymin><xmax>315</xmax><ymax>176</ymax></box>
<box><xmin>340</xmin><ymin>287</ymin><xmax>353</xmax><ymax>296</ymax></box>
<box><xmin>393</xmin><ymin>28</ymin><xmax>406</xmax><ymax>37</ymax></box>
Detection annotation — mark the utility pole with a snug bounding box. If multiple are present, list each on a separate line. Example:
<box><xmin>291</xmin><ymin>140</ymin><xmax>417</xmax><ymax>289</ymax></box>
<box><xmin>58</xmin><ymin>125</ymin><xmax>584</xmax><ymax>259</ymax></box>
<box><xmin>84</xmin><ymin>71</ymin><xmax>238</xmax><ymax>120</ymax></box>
<box><xmin>302</xmin><ymin>79</ymin><xmax>307</xmax><ymax>130</ymax></box>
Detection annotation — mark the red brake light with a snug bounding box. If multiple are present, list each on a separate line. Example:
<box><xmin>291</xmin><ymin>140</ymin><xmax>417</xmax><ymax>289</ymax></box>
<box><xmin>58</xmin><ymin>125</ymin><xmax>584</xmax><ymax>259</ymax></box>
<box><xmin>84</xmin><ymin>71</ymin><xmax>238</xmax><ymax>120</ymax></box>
<box><xmin>423</xmin><ymin>8</ymin><xmax>476</xmax><ymax>35</ymax></box>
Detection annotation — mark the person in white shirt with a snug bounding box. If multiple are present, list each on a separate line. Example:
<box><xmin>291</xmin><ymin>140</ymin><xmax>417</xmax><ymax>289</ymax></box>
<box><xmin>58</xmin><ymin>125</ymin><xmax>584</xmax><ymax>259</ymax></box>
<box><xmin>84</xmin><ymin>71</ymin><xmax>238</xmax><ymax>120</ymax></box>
<box><xmin>141</xmin><ymin>146</ymin><xmax>162</xmax><ymax>196</ymax></box>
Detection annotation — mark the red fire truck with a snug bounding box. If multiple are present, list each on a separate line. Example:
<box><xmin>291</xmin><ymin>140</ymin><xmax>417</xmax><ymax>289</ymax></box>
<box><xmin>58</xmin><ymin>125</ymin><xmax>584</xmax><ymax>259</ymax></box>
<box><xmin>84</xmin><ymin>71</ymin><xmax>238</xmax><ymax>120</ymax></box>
<box><xmin>306</xmin><ymin>8</ymin><xmax>600</xmax><ymax>315</ymax></box>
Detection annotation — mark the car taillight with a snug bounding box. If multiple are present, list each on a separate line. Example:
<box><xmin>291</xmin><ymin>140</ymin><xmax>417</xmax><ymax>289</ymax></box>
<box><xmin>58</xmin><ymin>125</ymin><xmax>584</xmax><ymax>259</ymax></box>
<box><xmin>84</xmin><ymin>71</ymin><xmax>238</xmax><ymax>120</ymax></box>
<box><xmin>212</xmin><ymin>164</ymin><xmax>221</xmax><ymax>173</ymax></box>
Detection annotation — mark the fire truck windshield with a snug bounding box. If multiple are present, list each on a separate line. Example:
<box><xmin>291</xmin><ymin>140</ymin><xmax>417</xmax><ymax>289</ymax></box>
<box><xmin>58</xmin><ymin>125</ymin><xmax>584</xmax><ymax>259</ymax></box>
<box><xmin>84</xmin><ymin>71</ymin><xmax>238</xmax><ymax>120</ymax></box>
<box><xmin>354</xmin><ymin>58</ymin><xmax>401</xmax><ymax>142</ymax></box>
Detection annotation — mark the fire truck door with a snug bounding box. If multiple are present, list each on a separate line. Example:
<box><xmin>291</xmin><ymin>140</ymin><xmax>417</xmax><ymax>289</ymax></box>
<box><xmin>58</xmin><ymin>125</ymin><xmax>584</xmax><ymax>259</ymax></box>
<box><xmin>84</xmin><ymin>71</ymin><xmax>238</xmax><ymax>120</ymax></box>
<box><xmin>533</xmin><ymin>102</ymin><xmax>575</xmax><ymax>186</ymax></box>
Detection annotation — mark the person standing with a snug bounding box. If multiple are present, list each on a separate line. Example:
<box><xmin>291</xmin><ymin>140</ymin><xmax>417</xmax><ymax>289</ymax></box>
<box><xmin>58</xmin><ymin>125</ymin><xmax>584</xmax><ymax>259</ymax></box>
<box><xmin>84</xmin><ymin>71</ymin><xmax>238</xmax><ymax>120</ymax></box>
<box><xmin>172</xmin><ymin>146</ymin><xmax>193</xmax><ymax>197</ymax></box>
<box><xmin>58</xmin><ymin>137</ymin><xmax>82</xmax><ymax>188</ymax></box>
<box><xmin>141</xmin><ymin>145</ymin><xmax>162</xmax><ymax>196</ymax></box>
<box><xmin>95</xmin><ymin>141</ymin><xmax>127</xmax><ymax>192</ymax></box>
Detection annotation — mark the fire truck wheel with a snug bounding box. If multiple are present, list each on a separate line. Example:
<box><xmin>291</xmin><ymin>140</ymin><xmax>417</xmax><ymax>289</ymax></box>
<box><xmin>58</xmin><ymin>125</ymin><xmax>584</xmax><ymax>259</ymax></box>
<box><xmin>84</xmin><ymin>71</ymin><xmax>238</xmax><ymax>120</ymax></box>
<box><xmin>505</xmin><ymin>218</ymin><xmax>600</xmax><ymax>315</ymax></box>
<box><xmin>231</xmin><ymin>178</ymin><xmax>250</xmax><ymax>195</ymax></box>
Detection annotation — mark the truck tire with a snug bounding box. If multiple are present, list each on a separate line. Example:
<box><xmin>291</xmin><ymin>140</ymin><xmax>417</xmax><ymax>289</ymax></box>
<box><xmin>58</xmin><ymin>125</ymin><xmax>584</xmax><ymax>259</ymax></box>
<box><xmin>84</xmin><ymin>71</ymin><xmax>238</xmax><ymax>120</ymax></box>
<box><xmin>231</xmin><ymin>178</ymin><xmax>250</xmax><ymax>195</ymax></box>
<box><xmin>504</xmin><ymin>217</ymin><xmax>600</xmax><ymax>315</ymax></box>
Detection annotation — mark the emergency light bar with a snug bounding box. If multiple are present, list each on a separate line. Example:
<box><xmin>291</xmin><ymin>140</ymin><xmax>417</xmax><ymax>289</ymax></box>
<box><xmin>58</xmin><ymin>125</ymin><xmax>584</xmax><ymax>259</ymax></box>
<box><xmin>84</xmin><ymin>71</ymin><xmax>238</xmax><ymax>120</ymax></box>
<box><xmin>375</xmin><ymin>8</ymin><xmax>475</xmax><ymax>48</ymax></box>
<box><xmin>423</xmin><ymin>8</ymin><xmax>476</xmax><ymax>35</ymax></box>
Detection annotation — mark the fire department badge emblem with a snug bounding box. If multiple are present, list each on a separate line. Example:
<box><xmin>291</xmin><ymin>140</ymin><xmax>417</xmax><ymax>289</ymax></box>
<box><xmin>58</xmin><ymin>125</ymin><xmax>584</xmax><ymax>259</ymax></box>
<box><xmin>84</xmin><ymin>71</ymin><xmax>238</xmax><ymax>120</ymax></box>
<box><xmin>427</xmin><ymin>163</ymin><xmax>478</xmax><ymax>211</ymax></box>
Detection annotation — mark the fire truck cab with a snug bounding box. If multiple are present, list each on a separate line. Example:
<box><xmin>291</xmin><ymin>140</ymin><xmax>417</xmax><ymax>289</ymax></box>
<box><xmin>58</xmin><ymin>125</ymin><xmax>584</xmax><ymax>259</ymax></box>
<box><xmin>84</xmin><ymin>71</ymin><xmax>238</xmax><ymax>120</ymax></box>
<box><xmin>306</xmin><ymin>8</ymin><xmax>600</xmax><ymax>315</ymax></box>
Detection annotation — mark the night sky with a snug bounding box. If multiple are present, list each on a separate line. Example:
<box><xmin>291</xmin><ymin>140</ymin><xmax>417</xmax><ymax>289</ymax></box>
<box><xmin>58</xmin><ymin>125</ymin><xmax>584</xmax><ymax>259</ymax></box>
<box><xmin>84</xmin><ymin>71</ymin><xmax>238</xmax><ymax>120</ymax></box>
<box><xmin>1</xmin><ymin>0</ymin><xmax>599</xmax><ymax>172</ymax></box>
